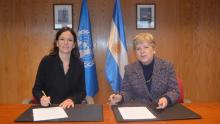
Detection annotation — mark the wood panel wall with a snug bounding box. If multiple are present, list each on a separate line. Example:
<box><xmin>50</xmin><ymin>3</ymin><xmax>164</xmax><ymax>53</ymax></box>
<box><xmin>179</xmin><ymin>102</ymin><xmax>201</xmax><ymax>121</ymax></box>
<box><xmin>0</xmin><ymin>0</ymin><xmax>220</xmax><ymax>104</ymax></box>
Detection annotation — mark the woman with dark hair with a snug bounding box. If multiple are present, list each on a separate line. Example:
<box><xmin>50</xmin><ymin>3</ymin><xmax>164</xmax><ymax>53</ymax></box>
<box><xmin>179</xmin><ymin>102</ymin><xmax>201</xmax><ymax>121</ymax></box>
<box><xmin>33</xmin><ymin>27</ymin><xmax>86</xmax><ymax>109</ymax></box>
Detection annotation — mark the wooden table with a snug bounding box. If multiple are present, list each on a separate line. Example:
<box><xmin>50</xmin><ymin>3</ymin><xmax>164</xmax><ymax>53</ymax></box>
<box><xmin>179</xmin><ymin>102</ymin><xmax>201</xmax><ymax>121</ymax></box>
<box><xmin>0</xmin><ymin>103</ymin><xmax>220</xmax><ymax>124</ymax></box>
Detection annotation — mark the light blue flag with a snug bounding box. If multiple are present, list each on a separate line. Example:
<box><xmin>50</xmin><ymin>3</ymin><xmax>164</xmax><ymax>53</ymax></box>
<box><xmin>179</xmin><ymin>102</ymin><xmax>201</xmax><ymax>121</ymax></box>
<box><xmin>78</xmin><ymin>0</ymin><xmax>99</xmax><ymax>96</ymax></box>
<box><xmin>105</xmin><ymin>0</ymin><xmax>128</xmax><ymax>92</ymax></box>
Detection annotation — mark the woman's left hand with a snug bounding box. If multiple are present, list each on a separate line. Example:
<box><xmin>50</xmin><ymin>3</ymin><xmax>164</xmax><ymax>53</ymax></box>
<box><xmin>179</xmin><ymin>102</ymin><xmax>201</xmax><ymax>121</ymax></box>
<box><xmin>156</xmin><ymin>97</ymin><xmax>168</xmax><ymax>109</ymax></box>
<box><xmin>59</xmin><ymin>99</ymin><xmax>74</xmax><ymax>109</ymax></box>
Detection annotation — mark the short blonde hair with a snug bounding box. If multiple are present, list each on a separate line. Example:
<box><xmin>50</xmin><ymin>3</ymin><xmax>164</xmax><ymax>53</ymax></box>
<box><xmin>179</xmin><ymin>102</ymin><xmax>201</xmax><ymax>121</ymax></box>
<box><xmin>133</xmin><ymin>33</ymin><xmax>156</xmax><ymax>49</ymax></box>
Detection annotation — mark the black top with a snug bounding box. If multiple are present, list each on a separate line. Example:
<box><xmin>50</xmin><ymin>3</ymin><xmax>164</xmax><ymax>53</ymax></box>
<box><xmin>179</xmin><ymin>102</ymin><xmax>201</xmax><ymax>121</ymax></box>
<box><xmin>140</xmin><ymin>58</ymin><xmax>154</xmax><ymax>92</ymax></box>
<box><xmin>32</xmin><ymin>53</ymin><xmax>86</xmax><ymax>104</ymax></box>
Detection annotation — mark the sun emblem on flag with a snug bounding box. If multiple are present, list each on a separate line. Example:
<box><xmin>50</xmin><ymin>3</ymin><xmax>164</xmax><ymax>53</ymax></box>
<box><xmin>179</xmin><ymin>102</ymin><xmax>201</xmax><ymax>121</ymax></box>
<box><xmin>110</xmin><ymin>41</ymin><xmax>121</xmax><ymax>56</ymax></box>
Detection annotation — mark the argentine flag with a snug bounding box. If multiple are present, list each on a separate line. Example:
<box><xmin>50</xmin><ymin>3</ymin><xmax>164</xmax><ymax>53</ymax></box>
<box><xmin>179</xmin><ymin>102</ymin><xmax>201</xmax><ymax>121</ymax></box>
<box><xmin>105</xmin><ymin>0</ymin><xmax>128</xmax><ymax>92</ymax></box>
<box><xmin>78</xmin><ymin>0</ymin><xmax>99</xmax><ymax>96</ymax></box>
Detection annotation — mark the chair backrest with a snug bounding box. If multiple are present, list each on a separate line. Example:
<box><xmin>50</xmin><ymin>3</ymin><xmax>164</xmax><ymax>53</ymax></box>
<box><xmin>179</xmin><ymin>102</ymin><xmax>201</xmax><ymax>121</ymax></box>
<box><xmin>22</xmin><ymin>97</ymin><xmax>36</xmax><ymax>104</ymax></box>
<box><xmin>176</xmin><ymin>78</ymin><xmax>184</xmax><ymax>103</ymax></box>
<box><xmin>31</xmin><ymin>97</ymin><xmax>37</xmax><ymax>104</ymax></box>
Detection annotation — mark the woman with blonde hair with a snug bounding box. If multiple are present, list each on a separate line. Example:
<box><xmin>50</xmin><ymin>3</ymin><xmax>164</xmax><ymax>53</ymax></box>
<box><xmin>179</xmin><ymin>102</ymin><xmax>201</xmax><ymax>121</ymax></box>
<box><xmin>109</xmin><ymin>33</ymin><xmax>179</xmax><ymax>109</ymax></box>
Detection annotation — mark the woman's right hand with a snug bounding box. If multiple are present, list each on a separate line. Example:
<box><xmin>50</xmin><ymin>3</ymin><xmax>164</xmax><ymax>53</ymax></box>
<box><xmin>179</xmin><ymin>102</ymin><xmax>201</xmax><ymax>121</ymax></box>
<box><xmin>40</xmin><ymin>96</ymin><xmax>51</xmax><ymax>107</ymax></box>
<box><xmin>108</xmin><ymin>94</ymin><xmax>122</xmax><ymax>105</ymax></box>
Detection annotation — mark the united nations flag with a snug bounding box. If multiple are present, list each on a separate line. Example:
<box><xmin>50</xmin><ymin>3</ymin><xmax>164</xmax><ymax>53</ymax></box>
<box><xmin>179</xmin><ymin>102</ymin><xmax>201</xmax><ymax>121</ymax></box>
<box><xmin>78</xmin><ymin>0</ymin><xmax>98</xmax><ymax>96</ymax></box>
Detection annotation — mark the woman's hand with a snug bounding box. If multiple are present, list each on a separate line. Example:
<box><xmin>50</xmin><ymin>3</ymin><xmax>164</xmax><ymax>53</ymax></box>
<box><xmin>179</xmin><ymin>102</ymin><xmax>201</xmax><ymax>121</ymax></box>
<box><xmin>40</xmin><ymin>96</ymin><xmax>51</xmax><ymax>107</ymax></box>
<box><xmin>59</xmin><ymin>99</ymin><xmax>74</xmax><ymax>109</ymax></box>
<box><xmin>156</xmin><ymin>97</ymin><xmax>168</xmax><ymax>109</ymax></box>
<box><xmin>108</xmin><ymin>94</ymin><xmax>122</xmax><ymax>105</ymax></box>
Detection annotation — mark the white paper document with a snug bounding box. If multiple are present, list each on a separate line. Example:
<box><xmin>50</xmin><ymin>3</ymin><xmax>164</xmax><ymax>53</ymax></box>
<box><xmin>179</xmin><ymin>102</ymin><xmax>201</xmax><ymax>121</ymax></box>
<box><xmin>118</xmin><ymin>107</ymin><xmax>156</xmax><ymax>120</ymax></box>
<box><xmin>33</xmin><ymin>107</ymin><xmax>68</xmax><ymax>121</ymax></box>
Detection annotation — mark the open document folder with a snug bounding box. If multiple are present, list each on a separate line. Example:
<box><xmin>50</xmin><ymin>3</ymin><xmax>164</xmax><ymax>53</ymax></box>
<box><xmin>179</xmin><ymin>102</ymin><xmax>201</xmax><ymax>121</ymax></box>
<box><xmin>15</xmin><ymin>104</ymin><xmax>103</xmax><ymax>122</ymax></box>
<box><xmin>112</xmin><ymin>103</ymin><xmax>201</xmax><ymax>122</ymax></box>
<box><xmin>33</xmin><ymin>107</ymin><xmax>68</xmax><ymax>121</ymax></box>
<box><xmin>118</xmin><ymin>107</ymin><xmax>156</xmax><ymax>120</ymax></box>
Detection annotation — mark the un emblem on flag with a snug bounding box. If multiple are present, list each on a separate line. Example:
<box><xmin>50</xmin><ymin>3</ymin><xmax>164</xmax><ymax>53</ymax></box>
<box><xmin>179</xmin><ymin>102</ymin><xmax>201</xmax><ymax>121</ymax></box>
<box><xmin>78</xmin><ymin>30</ymin><xmax>95</xmax><ymax>68</ymax></box>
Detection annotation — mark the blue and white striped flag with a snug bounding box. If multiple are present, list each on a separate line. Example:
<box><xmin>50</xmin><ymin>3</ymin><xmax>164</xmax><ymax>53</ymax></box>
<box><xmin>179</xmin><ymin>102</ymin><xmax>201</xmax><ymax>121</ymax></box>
<box><xmin>105</xmin><ymin>0</ymin><xmax>128</xmax><ymax>92</ymax></box>
<box><xmin>78</xmin><ymin>0</ymin><xmax>99</xmax><ymax>96</ymax></box>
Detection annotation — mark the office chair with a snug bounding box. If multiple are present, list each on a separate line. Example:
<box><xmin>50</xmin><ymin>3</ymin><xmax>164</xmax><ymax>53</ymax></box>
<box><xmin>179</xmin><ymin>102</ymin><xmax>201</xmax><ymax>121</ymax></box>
<box><xmin>176</xmin><ymin>78</ymin><xmax>184</xmax><ymax>103</ymax></box>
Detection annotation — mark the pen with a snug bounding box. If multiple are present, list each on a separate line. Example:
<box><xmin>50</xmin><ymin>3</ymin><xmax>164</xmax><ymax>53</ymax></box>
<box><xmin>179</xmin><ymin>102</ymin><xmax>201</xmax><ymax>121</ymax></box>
<box><xmin>42</xmin><ymin>90</ymin><xmax>47</xmax><ymax>96</ymax></box>
<box><xmin>42</xmin><ymin>90</ymin><xmax>51</xmax><ymax>105</ymax></box>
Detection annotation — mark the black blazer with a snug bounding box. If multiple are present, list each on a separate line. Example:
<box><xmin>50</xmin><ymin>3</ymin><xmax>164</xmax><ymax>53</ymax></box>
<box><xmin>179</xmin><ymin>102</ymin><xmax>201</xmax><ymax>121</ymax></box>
<box><xmin>32</xmin><ymin>53</ymin><xmax>86</xmax><ymax>104</ymax></box>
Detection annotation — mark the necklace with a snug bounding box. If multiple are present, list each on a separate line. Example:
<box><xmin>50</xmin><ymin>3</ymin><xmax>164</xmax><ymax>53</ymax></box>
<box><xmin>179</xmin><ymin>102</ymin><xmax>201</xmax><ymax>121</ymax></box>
<box><xmin>146</xmin><ymin>76</ymin><xmax>152</xmax><ymax>83</ymax></box>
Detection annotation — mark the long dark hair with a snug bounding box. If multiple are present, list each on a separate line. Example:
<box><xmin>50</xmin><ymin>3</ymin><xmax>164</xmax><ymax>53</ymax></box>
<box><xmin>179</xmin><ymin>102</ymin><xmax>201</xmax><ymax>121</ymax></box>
<box><xmin>49</xmin><ymin>27</ymin><xmax>80</xmax><ymax>58</ymax></box>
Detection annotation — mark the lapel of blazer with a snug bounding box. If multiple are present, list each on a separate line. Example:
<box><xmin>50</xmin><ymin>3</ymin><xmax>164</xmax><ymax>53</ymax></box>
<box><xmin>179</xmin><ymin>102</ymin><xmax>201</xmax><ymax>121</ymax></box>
<box><xmin>133</xmin><ymin>61</ymin><xmax>152</xmax><ymax>99</ymax></box>
<box><xmin>151</xmin><ymin>57</ymin><xmax>164</xmax><ymax>92</ymax></box>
